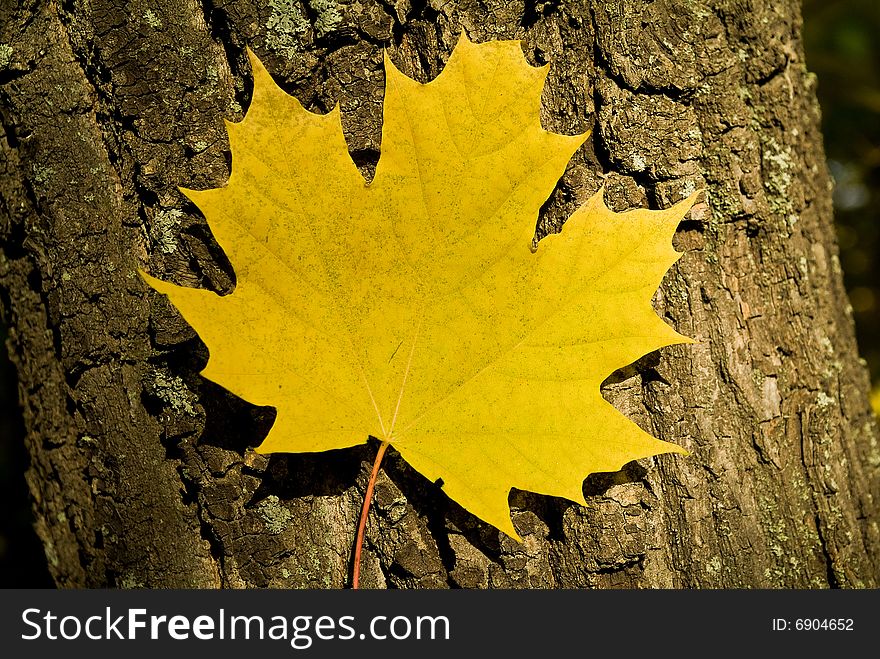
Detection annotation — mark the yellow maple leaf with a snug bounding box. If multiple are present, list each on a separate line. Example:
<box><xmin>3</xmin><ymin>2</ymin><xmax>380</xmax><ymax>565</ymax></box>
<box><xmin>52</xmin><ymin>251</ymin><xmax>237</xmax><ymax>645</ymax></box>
<box><xmin>142</xmin><ymin>35</ymin><xmax>696</xmax><ymax>539</ymax></box>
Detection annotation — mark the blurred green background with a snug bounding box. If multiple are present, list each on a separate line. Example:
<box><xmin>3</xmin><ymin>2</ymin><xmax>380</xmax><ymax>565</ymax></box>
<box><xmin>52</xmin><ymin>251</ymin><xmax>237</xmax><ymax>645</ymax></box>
<box><xmin>804</xmin><ymin>0</ymin><xmax>880</xmax><ymax>401</ymax></box>
<box><xmin>0</xmin><ymin>1</ymin><xmax>878</xmax><ymax>587</ymax></box>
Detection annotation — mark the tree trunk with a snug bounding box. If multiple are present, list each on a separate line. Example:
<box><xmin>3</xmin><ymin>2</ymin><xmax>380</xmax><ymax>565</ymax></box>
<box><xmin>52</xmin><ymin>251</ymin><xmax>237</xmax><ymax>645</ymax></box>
<box><xmin>1</xmin><ymin>0</ymin><xmax>878</xmax><ymax>588</ymax></box>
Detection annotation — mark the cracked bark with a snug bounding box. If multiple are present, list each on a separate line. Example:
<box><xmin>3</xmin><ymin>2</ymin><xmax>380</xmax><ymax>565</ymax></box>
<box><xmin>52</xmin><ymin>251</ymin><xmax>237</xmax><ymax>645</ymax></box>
<box><xmin>1</xmin><ymin>0</ymin><xmax>878</xmax><ymax>588</ymax></box>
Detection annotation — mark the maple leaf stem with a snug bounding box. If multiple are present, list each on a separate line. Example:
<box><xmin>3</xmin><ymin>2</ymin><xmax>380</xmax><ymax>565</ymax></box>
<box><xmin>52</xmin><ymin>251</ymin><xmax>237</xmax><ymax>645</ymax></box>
<box><xmin>352</xmin><ymin>440</ymin><xmax>390</xmax><ymax>589</ymax></box>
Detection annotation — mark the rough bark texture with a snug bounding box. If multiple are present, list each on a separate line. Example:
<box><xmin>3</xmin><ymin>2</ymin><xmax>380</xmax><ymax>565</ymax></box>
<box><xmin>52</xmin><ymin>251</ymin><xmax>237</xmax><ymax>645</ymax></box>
<box><xmin>1</xmin><ymin>0</ymin><xmax>878</xmax><ymax>588</ymax></box>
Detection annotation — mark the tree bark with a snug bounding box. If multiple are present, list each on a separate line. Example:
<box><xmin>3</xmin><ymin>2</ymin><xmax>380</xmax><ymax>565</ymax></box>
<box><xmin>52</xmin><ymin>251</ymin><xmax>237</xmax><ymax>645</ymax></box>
<box><xmin>1</xmin><ymin>0</ymin><xmax>878</xmax><ymax>588</ymax></box>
